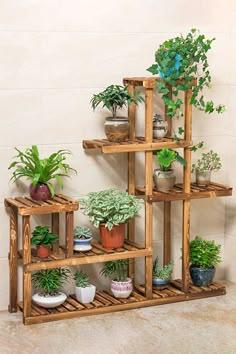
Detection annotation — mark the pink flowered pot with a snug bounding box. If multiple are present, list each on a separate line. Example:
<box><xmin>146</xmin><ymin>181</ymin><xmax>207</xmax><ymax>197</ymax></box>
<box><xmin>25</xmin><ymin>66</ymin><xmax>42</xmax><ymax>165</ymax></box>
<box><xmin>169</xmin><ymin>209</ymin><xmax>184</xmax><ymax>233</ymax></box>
<box><xmin>111</xmin><ymin>278</ymin><xmax>133</xmax><ymax>298</ymax></box>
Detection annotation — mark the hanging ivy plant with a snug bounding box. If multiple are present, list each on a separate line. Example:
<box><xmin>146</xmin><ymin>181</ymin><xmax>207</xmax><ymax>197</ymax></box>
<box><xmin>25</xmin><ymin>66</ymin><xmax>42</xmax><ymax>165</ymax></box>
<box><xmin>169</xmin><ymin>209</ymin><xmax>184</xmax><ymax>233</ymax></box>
<box><xmin>147</xmin><ymin>28</ymin><xmax>225</xmax><ymax>118</ymax></box>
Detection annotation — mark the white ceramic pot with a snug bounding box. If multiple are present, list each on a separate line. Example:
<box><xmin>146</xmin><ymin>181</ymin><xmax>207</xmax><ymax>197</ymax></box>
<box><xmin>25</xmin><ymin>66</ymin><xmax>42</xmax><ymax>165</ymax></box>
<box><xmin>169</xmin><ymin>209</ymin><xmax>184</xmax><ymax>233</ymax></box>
<box><xmin>75</xmin><ymin>284</ymin><xmax>96</xmax><ymax>304</ymax></box>
<box><xmin>32</xmin><ymin>292</ymin><xmax>67</xmax><ymax>308</ymax></box>
<box><xmin>153</xmin><ymin>169</ymin><xmax>176</xmax><ymax>191</ymax></box>
<box><xmin>73</xmin><ymin>237</ymin><xmax>92</xmax><ymax>252</ymax></box>
<box><xmin>153</xmin><ymin>114</ymin><xmax>168</xmax><ymax>138</ymax></box>
<box><xmin>111</xmin><ymin>278</ymin><xmax>133</xmax><ymax>298</ymax></box>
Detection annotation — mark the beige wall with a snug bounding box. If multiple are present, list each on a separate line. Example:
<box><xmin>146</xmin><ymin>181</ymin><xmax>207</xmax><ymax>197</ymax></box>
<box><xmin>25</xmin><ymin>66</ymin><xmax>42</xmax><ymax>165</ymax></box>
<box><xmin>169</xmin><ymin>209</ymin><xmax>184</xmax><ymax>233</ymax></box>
<box><xmin>0</xmin><ymin>0</ymin><xmax>235</xmax><ymax>310</ymax></box>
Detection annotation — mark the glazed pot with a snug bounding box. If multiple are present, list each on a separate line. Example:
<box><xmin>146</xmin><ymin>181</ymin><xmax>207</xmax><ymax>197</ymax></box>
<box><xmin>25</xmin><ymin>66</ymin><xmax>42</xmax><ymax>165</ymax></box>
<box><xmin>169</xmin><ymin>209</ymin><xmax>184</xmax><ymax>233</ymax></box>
<box><xmin>73</xmin><ymin>237</ymin><xmax>92</xmax><ymax>252</ymax></box>
<box><xmin>196</xmin><ymin>170</ymin><xmax>211</xmax><ymax>186</ymax></box>
<box><xmin>29</xmin><ymin>183</ymin><xmax>51</xmax><ymax>201</ymax></box>
<box><xmin>152</xmin><ymin>277</ymin><xmax>169</xmax><ymax>287</ymax></box>
<box><xmin>189</xmin><ymin>265</ymin><xmax>216</xmax><ymax>287</ymax></box>
<box><xmin>153</xmin><ymin>169</ymin><xmax>176</xmax><ymax>191</ymax></box>
<box><xmin>111</xmin><ymin>278</ymin><xmax>133</xmax><ymax>298</ymax></box>
<box><xmin>153</xmin><ymin>114</ymin><xmax>168</xmax><ymax>138</ymax></box>
<box><xmin>99</xmin><ymin>223</ymin><xmax>126</xmax><ymax>250</ymax></box>
<box><xmin>32</xmin><ymin>292</ymin><xmax>67</xmax><ymax>308</ymax></box>
<box><xmin>104</xmin><ymin>117</ymin><xmax>129</xmax><ymax>142</ymax></box>
<box><xmin>36</xmin><ymin>244</ymin><xmax>50</xmax><ymax>258</ymax></box>
<box><xmin>75</xmin><ymin>284</ymin><xmax>96</xmax><ymax>304</ymax></box>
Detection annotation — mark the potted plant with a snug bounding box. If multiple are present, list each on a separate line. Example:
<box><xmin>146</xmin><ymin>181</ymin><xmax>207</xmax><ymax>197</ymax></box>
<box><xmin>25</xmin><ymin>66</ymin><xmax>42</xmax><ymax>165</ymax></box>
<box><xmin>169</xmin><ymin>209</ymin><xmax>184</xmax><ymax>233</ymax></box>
<box><xmin>147</xmin><ymin>28</ymin><xmax>225</xmax><ymax>119</ymax></box>
<box><xmin>73</xmin><ymin>270</ymin><xmax>96</xmax><ymax>304</ymax></box>
<box><xmin>8</xmin><ymin>145</ymin><xmax>76</xmax><ymax>201</ymax></box>
<box><xmin>152</xmin><ymin>257</ymin><xmax>174</xmax><ymax>287</ymax></box>
<box><xmin>153</xmin><ymin>114</ymin><xmax>168</xmax><ymax>138</ymax></box>
<box><xmin>100</xmin><ymin>259</ymin><xmax>132</xmax><ymax>298</ymax></box>
<box><xmin>32</xmin><ymin>267</ymin><xmax>70</xmax><ymax>308</ymax></box>
<box><xmin>90</xmin><ymin>84</ymin><xmax>144</xmax><ymax>142</ymax></box>
<box><xmin>191</xmin><ymin>150</ymin><xmax>222</xmax><ymax>186</ymax></box>
<box><xmin>73</xmin><ymin>226</ymin><xmax>93</xmax><ymax>252</ymax></box>
<box><xmin>80</xmin><ymin>188</ymin><xmax>141</xmax><ymax>249</ymax></box>
<box><xmin>189</xmin><ymin>236</ymin><xmax>221</xmax><ymax>287</ymax></box>
<box><xmin>31</xmin><ymin>225</ymin><xmax>59</xmax><ymax>258</ymax></box>
<box><xmin>153</xmin><ymin>148</ymin><xmax>186</xmax><ymax>191</ymax></box>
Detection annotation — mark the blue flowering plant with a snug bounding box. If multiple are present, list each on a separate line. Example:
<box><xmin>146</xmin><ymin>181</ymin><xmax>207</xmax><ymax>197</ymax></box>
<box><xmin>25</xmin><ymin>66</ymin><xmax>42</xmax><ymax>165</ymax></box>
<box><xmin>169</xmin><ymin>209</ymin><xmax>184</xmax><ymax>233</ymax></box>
<box><xmin>147</xmin><ymin>29</ymin><xmax>225</xmax><ymax>118</ymax></box>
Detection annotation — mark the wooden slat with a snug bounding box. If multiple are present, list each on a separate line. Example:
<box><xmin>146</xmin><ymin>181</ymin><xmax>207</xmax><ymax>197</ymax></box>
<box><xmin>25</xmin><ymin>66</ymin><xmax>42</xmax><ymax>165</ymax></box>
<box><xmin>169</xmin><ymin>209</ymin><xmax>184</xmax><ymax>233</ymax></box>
<box><xmin>97</xmin><ymin>291</ymin><xmax>122</xmax><ymax>305</ymax></box>
<box><xmin>94</xmin><ymin>293</ymin><xmax>112</xmax><ymax>306</ymax></box>
<box><xmin>8</xmin><ymin>206</ymin><xmax>18</xmax><ymax>313</ymax></box>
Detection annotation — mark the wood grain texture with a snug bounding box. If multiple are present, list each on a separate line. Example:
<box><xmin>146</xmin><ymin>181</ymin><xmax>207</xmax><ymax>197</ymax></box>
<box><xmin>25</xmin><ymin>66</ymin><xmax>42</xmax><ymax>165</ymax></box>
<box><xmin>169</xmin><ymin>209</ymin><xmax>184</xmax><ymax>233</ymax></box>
<box><xmin>66</xmin><ymin>212</ymin><xmax>74</xmax><ymax>258</ymax></box>
<box><xmin>22</xmin><ymin>215</ymin><xmax>31</xmax><ymax>319</ymax></box>
<box><xmin>52</xmin><ymin>213</ymin><xmax>59</xmax><ymax>254</ymax></box>
<box><xmin>163</xmin><ymin>201</ymin><xmax>171</xmax><ymax>265</ymax></box>
<box><xmin>8</xmin><ymin>206</ymin><xmax>18</xmax><ymax>312</ymax></box>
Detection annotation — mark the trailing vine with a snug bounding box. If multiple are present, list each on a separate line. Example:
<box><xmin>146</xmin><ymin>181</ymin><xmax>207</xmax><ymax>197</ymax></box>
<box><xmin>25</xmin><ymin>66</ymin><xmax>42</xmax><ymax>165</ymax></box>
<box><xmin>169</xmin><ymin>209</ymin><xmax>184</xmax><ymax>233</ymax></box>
<box><xmin>147</xmin><ymin>29</ymin><xmax>225</xmax><ymax>118</ymax></box>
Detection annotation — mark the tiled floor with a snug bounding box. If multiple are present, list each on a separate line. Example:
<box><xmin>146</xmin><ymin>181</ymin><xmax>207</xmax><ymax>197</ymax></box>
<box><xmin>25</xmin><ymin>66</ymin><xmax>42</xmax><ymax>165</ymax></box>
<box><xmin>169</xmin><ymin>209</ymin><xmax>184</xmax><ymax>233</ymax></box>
<box><xmin>0</xmin><ymin>281</ymin><xmax>235</xmax><ymax>354</ymax></box>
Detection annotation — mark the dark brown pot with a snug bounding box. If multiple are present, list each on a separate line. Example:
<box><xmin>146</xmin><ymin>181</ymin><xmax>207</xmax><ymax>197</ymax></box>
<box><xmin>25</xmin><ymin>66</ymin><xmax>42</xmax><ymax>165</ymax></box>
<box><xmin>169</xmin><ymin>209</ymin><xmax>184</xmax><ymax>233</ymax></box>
<box><xmin>99</xmin><ymin>223</ymin><xmax>126</xmax><ymax>249</ymax></box>
<box><xmin>29</xmin><ymin>183</ymin><xmax>51</xmax><ymax>201</ymax></box>
<box><xmin>36</xmin><ymin>245</ymin><xmax>50</xmax><ymax>258</ymax></box>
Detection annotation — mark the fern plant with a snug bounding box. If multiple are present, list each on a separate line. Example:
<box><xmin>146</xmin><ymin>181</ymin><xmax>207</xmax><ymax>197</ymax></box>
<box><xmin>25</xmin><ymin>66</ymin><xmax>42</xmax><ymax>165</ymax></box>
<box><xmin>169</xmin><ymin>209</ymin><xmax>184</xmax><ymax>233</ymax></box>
<box><xmin>8</xmin><ymin>145</ymin><xmax>76</xmax><ymax>196</ymax></box>
<box><xmin>32</xmin><ymin>268</ymin><xmax>70</xmax><ymax>296</ymax></box>
<box><xmin>90</xmin><ymin>84</ymin><xmax>144</xmax><ymax>118</ymax></box>
<box><xmin>74</xmin><ymin>271</ymin><xmax>90</xmax><ymax>288</ymax></box>
<box><xmin>100</xmin><ymin>259</ymin><xmax>129</xmax><ymax>281</ymax></box>
<box><xmin>147</xmin><ymin>28</ymin><xmax>225</xmax><ymax>118</ymax></box>
<box><xmin>80</xmin><ymin>188</ymin><xmax>142</xmax><ymax>231</ymax></box>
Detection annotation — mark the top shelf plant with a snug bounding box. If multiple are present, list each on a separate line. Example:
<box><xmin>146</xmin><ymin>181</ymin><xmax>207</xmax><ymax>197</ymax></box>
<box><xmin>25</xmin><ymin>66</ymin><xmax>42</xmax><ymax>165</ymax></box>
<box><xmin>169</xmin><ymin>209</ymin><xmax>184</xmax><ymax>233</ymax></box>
<box><xmin>147</xmin><ymin>28</ymin><xmax>225</xmax><ymax>118</ymax></box>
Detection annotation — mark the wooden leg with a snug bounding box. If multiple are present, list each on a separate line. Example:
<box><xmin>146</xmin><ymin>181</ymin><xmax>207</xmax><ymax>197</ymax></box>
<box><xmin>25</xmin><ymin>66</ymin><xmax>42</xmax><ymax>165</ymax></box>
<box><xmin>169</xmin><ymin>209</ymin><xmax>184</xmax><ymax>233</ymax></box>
<box><xmin>22</xmin><ymin>216</ymin><xmax>31</xmax><ymax>320</ymax></box>
<box><xmin>128</xmin><ymin>151</ymin><xmax>136</xmax><ymax>279</ymax></box>
<box><xmin>52</xmin><ymin>213</ymin><xmax>59</xmax><ymax>254</ymax></box>
<box><xmin>182</xmin><ymin>199</ymin><xmax>190</xmax><ymax>292</ymax></box>
<box><xmin>66</xmin><ymin>212</ymin><xmax>74</xmax><ymax>258</ymax></box>
<box><xmin>8</xmin><ymin>206</ymin><xmax>18</xmax><ymax>313</ymax></box>
<box><xmin>163</xmin><ymin>201</ymin><xmax>171</xmax><ymax>265</ymax></box>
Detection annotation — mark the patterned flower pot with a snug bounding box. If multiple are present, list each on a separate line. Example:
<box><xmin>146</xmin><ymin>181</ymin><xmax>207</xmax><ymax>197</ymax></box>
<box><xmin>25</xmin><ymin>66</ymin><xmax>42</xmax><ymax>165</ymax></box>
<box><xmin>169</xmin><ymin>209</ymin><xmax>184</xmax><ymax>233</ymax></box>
<box><xmin>73</xmin><ymin>237</ymin><xmax>92</xmax><ymax>252</ymax></box>
<box><xmin>152</xmin><ymin>277</ymin><xmax>169</xmax><ymax>287</ymax></box>
<box><xmin>190</xmin><ymin>265</ymin><xmax>216</xmax><ymax>287</ymax></box>
<box><xmin>32</xmin><ymin>292</ymin><xmax>67</xmax><ymax>308</ymax></box>
<box><xmin>29</xmin><ymin>183</ymin><xmax>51</xmax><ymax>201</ymax></box>
<box><xmin>111</xmin><ymin>278</ymin><xmax>133</xmax><ymax>298</ymax></box>
<box><xmin>104</xmin><ymin>117</ymin><xmax>129</xmax><ymax>142</ymax></box>
<box><xmin>99</xmin><ymin>223</ymin><xmax>126</xmax><ymax>250</ymax></box>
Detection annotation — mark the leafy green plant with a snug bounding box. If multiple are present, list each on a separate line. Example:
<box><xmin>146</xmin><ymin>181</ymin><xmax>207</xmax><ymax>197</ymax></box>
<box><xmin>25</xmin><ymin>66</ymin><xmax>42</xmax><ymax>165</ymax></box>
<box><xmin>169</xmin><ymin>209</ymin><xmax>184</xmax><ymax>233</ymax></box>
<box><xmin>8</xmin><ymin>145</ymin><xmax>76</xmax><ymax>196</ymax></box>
<box><xmin>152</xmin><ymin>257</ymin><xmax>174</xmax><ymax>280</ymax></box>
<box><xmin>153</xmin><ymin>148</ymin><xmax>186</xmax><ymax>171</ymax></box>
<box><xmin>74</xmin><ymin>271</ymin><xmax>90</xmax><ymax>288</ymax></box>
<box><xmin>90</xmin><ymin>84</ymin><xmax>144</xmax><ymax>118</ymax></box>
<box><xmin>191</xmin><ymin>150</ymin><xmax>222</xmax><ymax>174</ymax></box>
<box><xmin>32</xmin><ymin>268</ymin><xmax>71</xmax><ymax>296</ymax></box>
<box><xmin>80</xmin><ymin>188</ymin><xmax>142</xmax><ymax>231</ymax></box>
<box><xmin>100</xmin><ymin>259</ymin><xmax>129</xmax><ymax>281</ymax></box>
<box><xmin>74</xmin><ymin>226</ymin><xmax>92</xmax><ymax>240</ymax></box>
<box><xmin>147</xmin><ymin>28</ymin><xmax>225</xmax><ymax>118</ymax></box>
<box><xmin>189</xmin><ymin>236</ymin><xmax>221</xmax><ymax>269</ymax></box>
<box><xmin>31</xmin><ymin>226</ymin><xmax>59</xmax><ymax>246</ymax></box>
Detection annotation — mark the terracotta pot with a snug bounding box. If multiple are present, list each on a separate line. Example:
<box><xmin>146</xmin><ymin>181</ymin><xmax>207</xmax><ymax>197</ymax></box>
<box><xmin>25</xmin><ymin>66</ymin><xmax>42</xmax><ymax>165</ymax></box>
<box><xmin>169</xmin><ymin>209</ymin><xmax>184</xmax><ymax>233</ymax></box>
<box><xmin>29</xmin><ymin>183</ymin><xmax>52</xmax><ymax>201</ymax></box>
<box><xmin>36</xmin><ymin>245</ymin><xmax>50</xmax><ymax>258</ymax></box>
<box><xmin>99</xmin><ymin>223</ymin><xmax>126</xmax><ymax>249</ymax></box>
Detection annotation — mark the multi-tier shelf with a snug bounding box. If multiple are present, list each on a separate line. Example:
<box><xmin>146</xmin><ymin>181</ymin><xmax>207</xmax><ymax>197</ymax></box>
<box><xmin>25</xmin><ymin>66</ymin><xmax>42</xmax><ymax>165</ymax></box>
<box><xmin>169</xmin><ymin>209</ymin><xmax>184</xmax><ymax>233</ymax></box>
<box><xmin>6</xmin><ymin>77</ymin><xmax>232</xmax><ymax>325</ymax></box>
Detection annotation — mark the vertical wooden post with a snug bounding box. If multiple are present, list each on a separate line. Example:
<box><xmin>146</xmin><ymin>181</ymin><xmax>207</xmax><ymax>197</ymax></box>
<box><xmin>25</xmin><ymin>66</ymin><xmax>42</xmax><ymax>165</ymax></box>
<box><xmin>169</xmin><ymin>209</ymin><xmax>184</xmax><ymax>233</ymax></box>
<box><xmin>22</xmin><ymin>215</ymin><xmax>31</xmax><ymax>321</ymax></box>
<box><xmin>145</xmin><ymin>87</ymin><xmax>153</xmax><ymax>300</ymax></box>
<box><xmin>165</xmin><ymin>86</ymin><xmax>173</xmax><ymax>137</ymax></box>
<box><xmin>127</xmin><ymin>83</ymin><xmax>136</xmax><ymax>279</ymax></box>
<box><xmin>163</xmin><ymin>201</ymin><xmax>171</xmax><ymax>265</ymax></box>
<box><xmin>8</xmin><ymin>206</ymin><xmax>18</xmax><ymax>313</ymax></box>
<box><xmin>66</xmin><ymin>211</ymin><xmax>74</xmax><ymax>258</ymax></box>
<box><xmin>52</xmin><ymin>213</ymin><xmax>59</xmax><ymax>254</ymax></box>
<box><xmin>182</xmin><ymin>88</ymin><xmax>192</xmax><ymax>292</ymax></box>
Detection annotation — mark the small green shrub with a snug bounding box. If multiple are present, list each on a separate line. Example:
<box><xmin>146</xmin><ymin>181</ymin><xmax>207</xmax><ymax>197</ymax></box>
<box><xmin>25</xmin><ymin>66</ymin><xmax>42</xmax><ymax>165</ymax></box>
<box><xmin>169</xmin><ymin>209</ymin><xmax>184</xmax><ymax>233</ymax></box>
<box><xmin>31</xmin><ymin>226</ymin><xmax>59</xmax><ymax>246</ymax></box>
<box><xmin>152</xmin><ymin>257</ymin><xmax>174</xmax><ymax>280</ymax></box>
<box><xmin>191</xmin><ymin>150</ymin><xmax>222</xmax><ymax>174</ymax></box>
<box><xmin>189</xmin><ymin>236</ymin><xmax>222</xmax><ymax>269</ymax></box>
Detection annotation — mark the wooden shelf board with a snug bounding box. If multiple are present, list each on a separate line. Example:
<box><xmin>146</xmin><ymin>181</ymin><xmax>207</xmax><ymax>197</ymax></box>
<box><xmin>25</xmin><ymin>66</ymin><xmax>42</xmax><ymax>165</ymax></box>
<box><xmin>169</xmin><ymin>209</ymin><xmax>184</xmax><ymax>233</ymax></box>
<box><xmin>5</xmin><ymin>194</ymin><xmax>79</xmax><ymax>216</ymax></box>
<box><xmin>136</xmin><ymin>182</ymin><xmax>232</xmax><ymax>202</ymax></box>
<box><xmin>123</xmin><ymin>77</ymin><xmax>197</xmax><ymax>89</ymax></box>
<box><xmin>18</xmin><ymin>281</ymin><xmax>226</xmax><ymax>325</ymax></box>
<box><xmin>82</xmin><ymin>137</ymin><xmax>191</xmax><ymax>153</ymax></box>
<box><xmin>22</xmin><ymin>241</ymin><xmax>151</xmax><ymax>272</ymax></box>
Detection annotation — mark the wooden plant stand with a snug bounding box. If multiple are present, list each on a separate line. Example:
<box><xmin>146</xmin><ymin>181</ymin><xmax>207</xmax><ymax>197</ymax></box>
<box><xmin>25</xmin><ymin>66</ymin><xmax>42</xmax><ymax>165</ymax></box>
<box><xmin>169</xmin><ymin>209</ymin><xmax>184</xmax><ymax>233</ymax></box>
<box><xmin>5</xmin><ymin>77</ymin><xmax>232</xmax><ymax>325</ymax></box>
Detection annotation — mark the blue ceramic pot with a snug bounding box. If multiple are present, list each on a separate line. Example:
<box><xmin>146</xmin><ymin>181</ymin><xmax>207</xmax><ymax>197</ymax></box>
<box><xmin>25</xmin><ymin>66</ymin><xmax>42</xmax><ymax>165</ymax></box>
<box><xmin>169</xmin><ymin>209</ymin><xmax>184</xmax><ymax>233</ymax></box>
<box><xmin>73</xmin><ymin>237</ymin><xmax>92</xmax><ymax>252</ymax></box>
<box><xmin>152</xmin><ymin>277</ymin><xmax>169</xmax><ymax>287</ymax></box>
<box><xmin>190</xmin><ymin>265</ymin><xmax>216</xmax><ymax>287</ymax></box>
<box><xmin>159</xmin><ymin>54</ymin><xmax>182</xmax><ymax>78</ymax></box>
